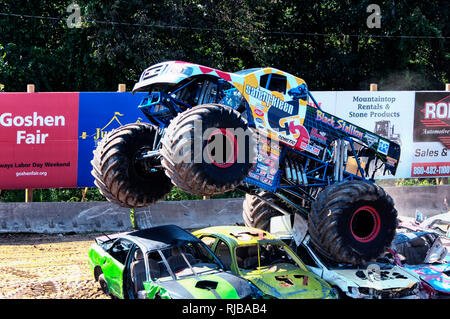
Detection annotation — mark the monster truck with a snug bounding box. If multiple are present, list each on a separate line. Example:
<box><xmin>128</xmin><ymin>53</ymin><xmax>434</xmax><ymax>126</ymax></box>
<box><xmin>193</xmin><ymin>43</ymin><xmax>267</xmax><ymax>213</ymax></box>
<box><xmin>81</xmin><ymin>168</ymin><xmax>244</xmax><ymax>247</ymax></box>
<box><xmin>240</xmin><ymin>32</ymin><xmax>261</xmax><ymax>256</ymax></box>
<box><xmin>91</xmin><ymin>61</ymin><xmax>401</xmax><ymax>265</ymax></box>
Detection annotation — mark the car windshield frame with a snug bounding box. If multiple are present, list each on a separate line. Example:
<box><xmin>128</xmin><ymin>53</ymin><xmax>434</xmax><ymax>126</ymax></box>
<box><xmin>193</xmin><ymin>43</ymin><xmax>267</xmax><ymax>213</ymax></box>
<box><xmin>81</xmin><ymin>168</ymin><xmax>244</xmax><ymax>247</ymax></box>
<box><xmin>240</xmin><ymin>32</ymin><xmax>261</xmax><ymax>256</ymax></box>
<box><xmin>234</xmin><ymin>239</ymin><xmax>305</xmax><ymax>273</ymax></box>
<box><xmin>149</xmin><ymin>241</ymin><xmax>225</xmax><ymax>282</ymax></box>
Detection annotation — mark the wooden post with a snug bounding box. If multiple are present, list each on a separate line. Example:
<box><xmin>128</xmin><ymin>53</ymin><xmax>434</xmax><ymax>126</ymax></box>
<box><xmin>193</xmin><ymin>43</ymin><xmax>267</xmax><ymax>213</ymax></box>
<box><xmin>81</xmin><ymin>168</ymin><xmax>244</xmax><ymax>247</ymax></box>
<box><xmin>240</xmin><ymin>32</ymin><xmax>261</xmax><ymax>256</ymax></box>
<box><xmin>118</xmin><ymin>84</ymin><xmax>126</xmax><ymax>92</ymax></box>
<box><xmin>446</xmin><ymin>83</ymin><xmax>450</xmax><ymax>92</ymax></box>
<box><xmin>81</xmin><ymin>187</ymin><xmax>89</xmax><ymax>202</ymax></box>
<box><xmin>25</xmin><ymin>84</ymin><xmax>35</xmax><ymax>203</ymax></box>
<box><xmin>370</xmin><ymin>83</ymin><xmax>378</xmax><ymax>91</ymax></box>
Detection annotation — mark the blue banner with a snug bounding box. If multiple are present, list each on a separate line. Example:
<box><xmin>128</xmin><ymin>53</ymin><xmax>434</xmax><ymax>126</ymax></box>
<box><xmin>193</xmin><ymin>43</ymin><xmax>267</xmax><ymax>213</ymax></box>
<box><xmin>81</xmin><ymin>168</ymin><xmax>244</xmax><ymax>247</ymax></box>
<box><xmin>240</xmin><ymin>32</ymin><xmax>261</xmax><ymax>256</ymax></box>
<box><xmin>77</xmin><ymin>92</ymin><xmax>147</xmax><ymax>187</ymax></box>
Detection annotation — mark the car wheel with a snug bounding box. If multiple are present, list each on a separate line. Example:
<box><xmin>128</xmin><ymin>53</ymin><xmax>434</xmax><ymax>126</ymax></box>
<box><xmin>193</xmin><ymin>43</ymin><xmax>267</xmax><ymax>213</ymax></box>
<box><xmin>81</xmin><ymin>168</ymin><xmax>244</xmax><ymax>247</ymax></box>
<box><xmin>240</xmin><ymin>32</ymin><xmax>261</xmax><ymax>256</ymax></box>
<box><xmin>98</xmin><ymin>274</ymin><xmax>110</xmax><ymax>296</ymax></box>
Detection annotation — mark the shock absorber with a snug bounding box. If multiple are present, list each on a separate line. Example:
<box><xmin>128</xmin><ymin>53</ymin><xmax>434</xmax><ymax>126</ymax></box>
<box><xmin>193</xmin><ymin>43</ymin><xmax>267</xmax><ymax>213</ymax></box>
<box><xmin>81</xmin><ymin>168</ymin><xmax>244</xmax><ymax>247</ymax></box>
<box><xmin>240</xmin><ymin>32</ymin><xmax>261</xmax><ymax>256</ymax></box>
<box><xmin>333</xmin><ymin>139</ymin><xmax>347</xmax><ymax>182</ymax></box>
<box><xmin>283</xmin><ymin>155</ymin><xmax>308</xmax><ymax>185</ymax></box>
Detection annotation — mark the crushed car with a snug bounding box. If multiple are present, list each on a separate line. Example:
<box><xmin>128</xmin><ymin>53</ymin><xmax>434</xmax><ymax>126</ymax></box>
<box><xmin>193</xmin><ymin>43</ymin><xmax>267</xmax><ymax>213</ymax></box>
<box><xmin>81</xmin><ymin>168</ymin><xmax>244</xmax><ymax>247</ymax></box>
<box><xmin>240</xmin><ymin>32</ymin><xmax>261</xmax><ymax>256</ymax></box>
<box><xmin>192</xmin><ymin>225</ymin><xmax>338</xmax><ymax>299</ymax></box>
<box><xmin>267</xmin><ymin>217</ymin><xmax>431</xmax><ymax>299</ymax></box>
<box><xmin>399</xmin><ymin>210</ymin><xmax>450</xmax><ymax>240</ymax></box>
<box><xmin>293</xmin><ymin>235</ymin><xmax>431</xmax><ymax>299</ymax></box>
<box><xmin>390</xmin><ymin>230</ymin><xmax>450</xmax><ymax>298</ymax></box>
<box><xmin>88</xmin><ymin>224</ymin><xmax>259</xmax><ymax>299</ymax></box>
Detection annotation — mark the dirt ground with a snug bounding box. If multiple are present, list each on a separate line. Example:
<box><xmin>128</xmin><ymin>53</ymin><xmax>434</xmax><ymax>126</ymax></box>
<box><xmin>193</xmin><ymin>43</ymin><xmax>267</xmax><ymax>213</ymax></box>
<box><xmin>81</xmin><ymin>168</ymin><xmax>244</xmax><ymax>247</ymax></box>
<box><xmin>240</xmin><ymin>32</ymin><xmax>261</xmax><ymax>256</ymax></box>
<box><xmin>0</xmin><ymin>233</ymin><xmax>109</xmax><ymax>299</ymax></box>
<box><xmin>1</xmin><ymin>232</ymin><xmax>449</xmax><ymax>299</ymax></box>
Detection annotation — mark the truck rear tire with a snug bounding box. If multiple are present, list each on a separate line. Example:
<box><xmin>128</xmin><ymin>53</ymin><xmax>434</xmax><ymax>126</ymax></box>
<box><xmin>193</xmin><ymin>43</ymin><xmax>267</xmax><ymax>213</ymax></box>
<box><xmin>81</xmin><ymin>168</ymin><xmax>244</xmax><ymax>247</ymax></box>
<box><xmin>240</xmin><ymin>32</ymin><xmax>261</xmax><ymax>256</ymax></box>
<box><xmin>308</xmin><ymin>180</ymin><xmax>398</xmax><ymax>265</ymax></box>
<box><xmin>242</xmin><ymin>191</ymin><xmax>285</xmax><ymax>231</ymax></box>
<box><xmin>160</xmin><ymin>104</ymin><xmax>256</xmax><ymax>196</ymax></box>
<box><xmin>91</xmin><ymin>123</ymin><xmax>172</xmax><ymax>208</ymax></box>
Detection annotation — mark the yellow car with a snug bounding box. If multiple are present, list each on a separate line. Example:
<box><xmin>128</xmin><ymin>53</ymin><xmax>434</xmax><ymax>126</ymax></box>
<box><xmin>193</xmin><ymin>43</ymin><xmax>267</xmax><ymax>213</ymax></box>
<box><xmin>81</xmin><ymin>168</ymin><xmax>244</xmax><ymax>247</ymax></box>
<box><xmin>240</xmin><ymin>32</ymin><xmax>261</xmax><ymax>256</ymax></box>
<box><xmin>192</xmin><ymin>226</ymin><xmax>338</xmax><ymax>299</ymax></box>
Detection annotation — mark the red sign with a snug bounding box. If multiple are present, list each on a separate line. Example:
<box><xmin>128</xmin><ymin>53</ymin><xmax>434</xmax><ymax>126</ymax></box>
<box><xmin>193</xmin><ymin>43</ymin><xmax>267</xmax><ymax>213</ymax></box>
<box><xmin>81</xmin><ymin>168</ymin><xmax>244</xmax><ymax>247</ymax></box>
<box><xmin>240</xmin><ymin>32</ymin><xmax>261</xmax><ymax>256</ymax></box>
<box><xmin>0</xmin><ymin>93</ymin><xmax>79</xmax><ymax>189</ymax></box>
<box><xmin>411</xmin><ymin>162</ymin><xmax>450</xmax><ymax>177</ymax></box>
<box><xmin>414</xmin><ymin>92</ymin><xmax>450</xmax><ymax>148</ymax></box>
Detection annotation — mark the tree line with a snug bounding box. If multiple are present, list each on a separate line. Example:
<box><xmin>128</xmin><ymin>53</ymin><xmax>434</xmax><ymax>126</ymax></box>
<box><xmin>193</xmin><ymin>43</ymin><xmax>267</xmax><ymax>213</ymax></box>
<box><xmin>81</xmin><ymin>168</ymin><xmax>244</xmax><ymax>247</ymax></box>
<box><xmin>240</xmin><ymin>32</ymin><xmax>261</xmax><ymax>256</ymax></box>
<box><xmin>0</xmin><ymin>0</ymin><xmax>448</xmax><ymax>93</ymax></box>
<box><xmin>0</xmin><ymin>0</ymin><xmax>448</xmax><ymax>202</ymax></box>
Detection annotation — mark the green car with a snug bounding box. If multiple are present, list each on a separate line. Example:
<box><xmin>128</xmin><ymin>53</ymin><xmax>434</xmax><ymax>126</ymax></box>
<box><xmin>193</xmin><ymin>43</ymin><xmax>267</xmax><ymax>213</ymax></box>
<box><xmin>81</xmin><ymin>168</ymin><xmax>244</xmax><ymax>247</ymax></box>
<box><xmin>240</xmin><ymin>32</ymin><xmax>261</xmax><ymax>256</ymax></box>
<box><xmin>88</xmin><ymin>224</ymin><xmax>258</xmax><ymax>299</ymax></box>
<box><xmin>193</xmin><ymin>226</ymin><xmax>338</xmax><ymax>299</ymax></box>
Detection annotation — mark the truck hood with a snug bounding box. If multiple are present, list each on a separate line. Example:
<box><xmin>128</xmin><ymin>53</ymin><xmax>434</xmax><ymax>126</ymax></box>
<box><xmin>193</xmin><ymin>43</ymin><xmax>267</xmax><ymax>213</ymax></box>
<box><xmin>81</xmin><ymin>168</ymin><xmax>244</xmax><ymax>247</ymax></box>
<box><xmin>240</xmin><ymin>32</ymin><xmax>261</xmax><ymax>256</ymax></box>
<box><xmin>132</xmin><ymin>61</ymin><xmax>235</xmax><ymax>94</ymax></box>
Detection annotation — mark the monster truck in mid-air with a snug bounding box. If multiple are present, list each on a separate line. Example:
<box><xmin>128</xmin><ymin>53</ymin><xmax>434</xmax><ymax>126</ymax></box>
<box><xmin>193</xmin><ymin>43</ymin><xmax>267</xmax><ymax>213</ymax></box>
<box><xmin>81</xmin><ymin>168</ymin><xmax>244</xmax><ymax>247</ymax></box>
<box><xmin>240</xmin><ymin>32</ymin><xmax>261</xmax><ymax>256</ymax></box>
<box><xmin>91</xmin><ymin>61</ymin><xmax>401</xmax><ymax>266</ymax></box>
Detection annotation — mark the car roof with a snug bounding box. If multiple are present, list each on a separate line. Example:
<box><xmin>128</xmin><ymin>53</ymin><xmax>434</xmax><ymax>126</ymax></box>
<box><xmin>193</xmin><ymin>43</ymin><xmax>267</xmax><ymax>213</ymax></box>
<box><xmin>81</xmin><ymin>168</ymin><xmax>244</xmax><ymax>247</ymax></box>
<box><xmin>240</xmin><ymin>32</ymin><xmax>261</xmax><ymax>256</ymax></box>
<box><xmin>194</xmin><ymin>225</ymin><xmax>279</xmax><ymax>246</ymax></box>
<box><xmin>122</xmin><ymin>224</ymin><xmax>201</xmax><ymax>252</ymax></box>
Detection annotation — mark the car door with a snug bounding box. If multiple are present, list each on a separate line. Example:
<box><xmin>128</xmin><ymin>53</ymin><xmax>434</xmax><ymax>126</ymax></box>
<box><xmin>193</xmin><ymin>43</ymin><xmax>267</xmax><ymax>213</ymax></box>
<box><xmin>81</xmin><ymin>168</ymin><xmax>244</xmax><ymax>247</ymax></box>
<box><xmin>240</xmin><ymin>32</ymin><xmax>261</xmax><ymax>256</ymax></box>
<box><xmin>103</xmin><ymin>238</ymin><xmax>134</xmax><ymax>298</ymax></box>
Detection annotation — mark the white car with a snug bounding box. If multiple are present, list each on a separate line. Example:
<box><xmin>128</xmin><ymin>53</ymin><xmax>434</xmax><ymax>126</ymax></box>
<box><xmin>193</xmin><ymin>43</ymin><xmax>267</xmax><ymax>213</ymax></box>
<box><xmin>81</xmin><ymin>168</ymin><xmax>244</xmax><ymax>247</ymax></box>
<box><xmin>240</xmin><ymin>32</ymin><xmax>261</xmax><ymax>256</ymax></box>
<box><xmin>293</xmin><ymin>235</ymin><xmax>431</xmax><ymax>299</ymax></box>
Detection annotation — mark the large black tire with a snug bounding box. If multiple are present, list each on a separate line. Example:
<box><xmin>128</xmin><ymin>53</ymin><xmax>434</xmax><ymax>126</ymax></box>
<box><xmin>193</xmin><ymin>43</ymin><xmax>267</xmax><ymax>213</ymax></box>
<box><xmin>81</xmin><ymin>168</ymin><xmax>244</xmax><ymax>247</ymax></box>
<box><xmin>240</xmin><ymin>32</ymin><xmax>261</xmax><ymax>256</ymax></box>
<box><xmin>308</xmin><ymin>180</ymin><xmax>398</xmax><ymax>265</ymax></box>
<box><xmin>160</xmin><ymin>104</ymin><xmax>256</xmax><ymax>196</ymax></box>
<box><xmin>91</xmin><ymin>123</ymin><xmax>173</xmax><ymax>208</ymax></box>
<box><xmin>242</xmin><ymin>191</ymin><xmax>285</xmax><ymax>231</ymax></box>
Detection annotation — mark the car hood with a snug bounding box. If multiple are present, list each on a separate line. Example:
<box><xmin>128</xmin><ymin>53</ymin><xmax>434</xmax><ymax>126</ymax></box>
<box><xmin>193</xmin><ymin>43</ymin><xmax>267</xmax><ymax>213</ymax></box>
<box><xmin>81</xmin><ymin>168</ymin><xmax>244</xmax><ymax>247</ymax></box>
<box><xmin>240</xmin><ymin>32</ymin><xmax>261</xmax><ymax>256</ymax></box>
<box><xmin>242</xmin><ymin>263</ymin><xmax>335</xmax><ymax>299</ymax></box>
<box><xmin>331</xmin><ymin>265</ymin><xmax>419</xmax><ymax>290</ymax></box>
<box><xmin>144</xmin><ymin>271</ymin><xmax>253</xmax><ymax>299</ymax></box>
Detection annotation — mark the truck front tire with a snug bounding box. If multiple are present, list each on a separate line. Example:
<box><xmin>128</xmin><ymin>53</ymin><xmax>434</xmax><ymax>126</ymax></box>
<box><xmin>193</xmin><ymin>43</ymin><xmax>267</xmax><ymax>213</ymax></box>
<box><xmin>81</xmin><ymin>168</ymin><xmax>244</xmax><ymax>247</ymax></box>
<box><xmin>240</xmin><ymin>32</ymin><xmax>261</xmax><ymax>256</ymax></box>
<box><xmin>91</xmin><ymin>123</ymin><xmax>172</xmax><ymax>208</ymax></box>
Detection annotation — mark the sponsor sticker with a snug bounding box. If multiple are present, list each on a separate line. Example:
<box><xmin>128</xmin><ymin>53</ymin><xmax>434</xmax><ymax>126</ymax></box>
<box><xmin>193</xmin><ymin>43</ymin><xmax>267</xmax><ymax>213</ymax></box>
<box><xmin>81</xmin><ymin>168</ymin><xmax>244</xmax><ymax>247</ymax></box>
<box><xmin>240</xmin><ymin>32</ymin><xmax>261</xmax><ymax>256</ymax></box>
<box><xmin>310</xmin><ymin>128</ymin><xmax>327</xmax><ymax>144</ymax></box>
<box><xmin>248</xmin><ymin>172</ymin><xmax>260</xmax><ymax>180</ymax></box>
<box><xmin>377</xmin><ymin>139</ymin><xmax>390</xmax><ymax>155</ymax></box>
<box><xmin>255</xmin><ymin>117</ymin><xmax>264</xmax><ymax>125</ymax></box>
<box><xmin>386</xmin><ymin>156</ymin><xmax>398</xmax><ymax>167</ymax></box>
<box><xmin>254</xmin><ymin>109</ymin><xmax>265</xmax><ymax>117</ymax></box>
<box><xmin>364</xmin><ymin>133</ymin><xmax>379</xmax><ymax>148</ymax></box>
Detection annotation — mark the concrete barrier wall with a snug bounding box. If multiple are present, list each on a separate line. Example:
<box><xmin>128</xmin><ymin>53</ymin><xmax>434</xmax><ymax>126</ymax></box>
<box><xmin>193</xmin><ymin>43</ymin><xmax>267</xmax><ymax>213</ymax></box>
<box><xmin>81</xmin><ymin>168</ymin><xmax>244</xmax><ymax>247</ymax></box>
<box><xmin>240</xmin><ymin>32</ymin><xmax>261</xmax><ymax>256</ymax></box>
<box><xmin>0</xmin><ymin>202</ymin><xmax>133</xmax><ymax>233</ymax></box>
<box><xmin>0</xmin><ymin>198</ymin><xmax>245</xmax><ymax>234</ymax></box>
<box><xmin>0</xmin><ymin>185</ymin><xmax>448</xmax><ymax>233</ymax></box>
<box><xmin>384</xmin><ymin>185</ymin><xmax>449</xmax><ymax>218</ymax></box>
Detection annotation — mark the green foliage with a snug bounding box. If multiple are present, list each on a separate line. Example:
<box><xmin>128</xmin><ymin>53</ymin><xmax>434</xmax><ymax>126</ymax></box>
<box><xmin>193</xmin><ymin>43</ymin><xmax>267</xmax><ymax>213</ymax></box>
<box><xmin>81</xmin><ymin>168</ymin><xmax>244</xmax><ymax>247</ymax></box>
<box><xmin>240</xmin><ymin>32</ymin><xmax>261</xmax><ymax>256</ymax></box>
<box><xmin>0</xmin><ymin>189</ymin><xmax>26</xmax><ymax>202</ymax></box>
<box><xmin>396</xmin><ymin>178</ymin><xmax>449</xmax><ymax>186</ymax></box>
<box><xmin>165</xmin><ymin>187</ymin><xmax>203</xmax><ymax>201</ymax></box>
<box><xmin>0</xmin><ymin>187</ymin><xmax>102</xmax><ymax>202</ymax></box>
<box><xmin>0</xmin><ymin>187</ymin><xmax>243</xmax><ymax>202</ymax></box>
<box><xmin>0</xmin><ymin>0</ymin><xmax>447</xmax><ymax>92</ymax></box>
<box><xmin>130</xmin><ymin>208</ymin><xmax>136</xmax><ymax>230</ymax></box>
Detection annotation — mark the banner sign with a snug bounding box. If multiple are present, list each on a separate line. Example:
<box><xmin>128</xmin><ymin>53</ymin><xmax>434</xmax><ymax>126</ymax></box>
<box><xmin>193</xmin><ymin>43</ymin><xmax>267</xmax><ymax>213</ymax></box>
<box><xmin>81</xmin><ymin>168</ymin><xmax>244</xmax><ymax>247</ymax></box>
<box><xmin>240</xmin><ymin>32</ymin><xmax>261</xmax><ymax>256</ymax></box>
<box><xmin>331</xmin><ymin>91</ymin><xmax>414</xmax><ymax>179</ymax></box>
<box><xmin>310</xmin><ymin>91</ymin><xmax>448</xmax><ymax>179</ymax></box>
<box><xmin>0</xmin><ymin>93</ymin><xmax>79</xmax><ymax>189</ymax></box>
<box><xmin>0</xmin><ymin>90</ymin><xmax>448</xmax><ymax>189</ymax></box>
<box><xmin>411</xmin><ymin>92</ymin><xmax>450</xmax><ymax>177</ymax></box>
<box><xmin>77</xmin><ymin>92</ymin><xmax>146</xmax><ymax>187</ymax></box>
